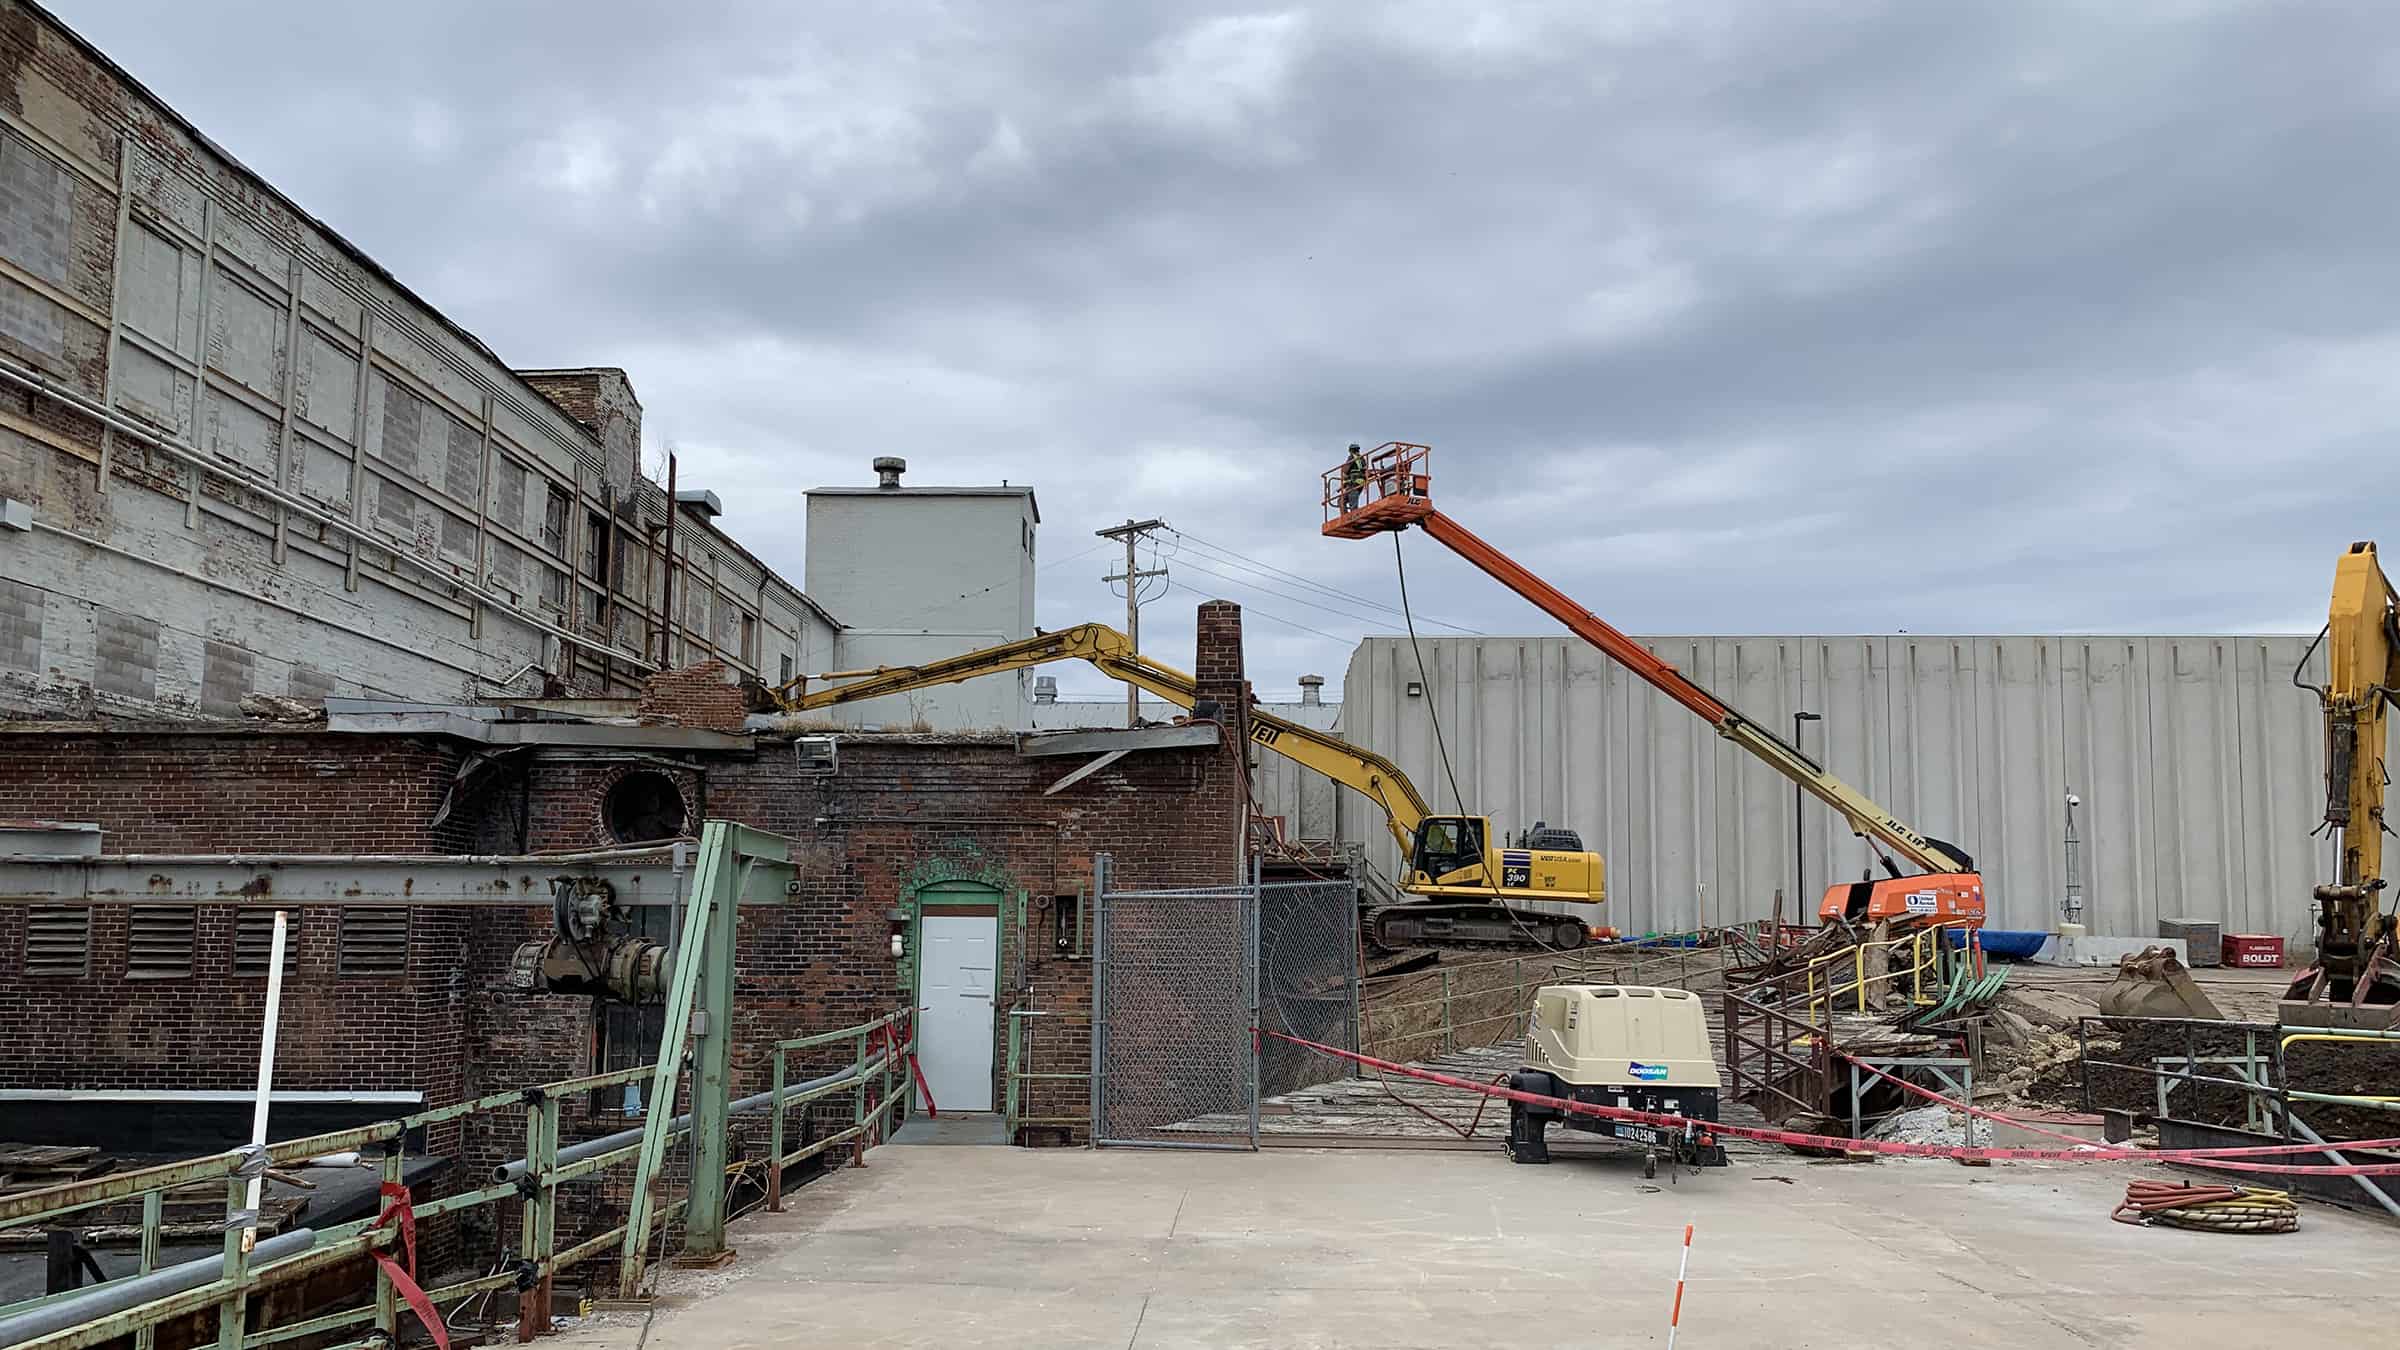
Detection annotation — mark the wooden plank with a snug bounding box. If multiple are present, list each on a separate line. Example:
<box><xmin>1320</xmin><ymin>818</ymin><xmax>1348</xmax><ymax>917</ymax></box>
<box><xmin>0</xmin><ymin>1145</ymin><xmax>100</xmax><ymax>1167</ymax></box>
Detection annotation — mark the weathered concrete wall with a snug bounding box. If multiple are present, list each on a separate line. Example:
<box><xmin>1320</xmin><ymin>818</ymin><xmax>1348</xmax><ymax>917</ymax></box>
<box><xmin>1341</xmin><ymin>633</ymin><xmax>2340</xmax><ymax>943</ymax></box>
<box><xmin>0</xmin><ymin>3</ymin><xmax>828</xmax><ymax>717</ymax></box>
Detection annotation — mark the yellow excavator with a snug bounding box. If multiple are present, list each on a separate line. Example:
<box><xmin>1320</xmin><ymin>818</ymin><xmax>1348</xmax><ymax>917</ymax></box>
<box><xmin>2284</xmin><ymin>541</ymin><xmax>2400</xmax><ymax>1029</ymax></box>
<box><xmin>770</xmin><ymin>624</ymin><xmax>1604</xmax><ymax>948</ymax></box>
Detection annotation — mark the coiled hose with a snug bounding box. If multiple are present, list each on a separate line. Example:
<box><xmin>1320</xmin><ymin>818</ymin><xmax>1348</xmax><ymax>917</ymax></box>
<box><xmin>2112</xmin><ymin>1179</ymin><xmax>2299</xmax><ymax>1234</ymax></box>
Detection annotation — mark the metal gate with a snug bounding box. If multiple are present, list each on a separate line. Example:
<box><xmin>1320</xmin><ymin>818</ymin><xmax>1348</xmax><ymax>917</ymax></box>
<box><xmin>1090</xmin><ymin>858</ymin><xmax>1358</xmax><ymax>1148</ymax></box>
<box><xmin>1256</xmin><ymin>877</ymin><xmax>1360</xmax><ymax>1098</ymax></box>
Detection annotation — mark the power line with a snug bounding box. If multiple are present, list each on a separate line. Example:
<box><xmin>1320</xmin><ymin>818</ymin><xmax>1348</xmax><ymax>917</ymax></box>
<box><xmin>1167</xmin><ymin>555</ymin><xmax>1440</xmax><ymax>634</ymax></box>
<box><xmin>1166</xmin><ymin>528</ymin><xmax>1485</xmax><ymax>635</ymax></box>
<box><xmin>1163</xmin><ymin>578</ymin><xmax>1356</xmax><ymax>644</ymax></box>
<box><xmin>1038</xmin><ymin>539</ymin><xmax>1112</xmax><ymax>572</ymax></box>
<box><xmin>1170</xmin><ymin>527</ymin><xmax>1415</xmax><ymax>614</ymax></box>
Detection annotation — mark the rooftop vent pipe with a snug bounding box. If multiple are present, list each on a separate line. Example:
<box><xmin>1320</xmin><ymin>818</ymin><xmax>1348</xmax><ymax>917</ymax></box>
<box><xmin>874</xmin><ymin>456</ymin><xmax>906</xmax><ymax>489</ymax></box>
<box><xmin>1299</xmin><ymin>675</ymin><xmax>1325</xmax><ymax>706</ymax></box>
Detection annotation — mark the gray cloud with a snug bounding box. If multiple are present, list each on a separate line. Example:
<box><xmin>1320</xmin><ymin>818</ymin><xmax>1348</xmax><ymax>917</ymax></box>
<box><xmin>60</xmin><ymin>0</ymin><xmax>2400</xmax><ymax>694</ymax></box>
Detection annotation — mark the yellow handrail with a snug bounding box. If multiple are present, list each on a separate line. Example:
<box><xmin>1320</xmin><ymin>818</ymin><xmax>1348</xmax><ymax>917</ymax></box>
<box><xmin>1802</xmin><ymin>922</ymin><xmax>1970</xmax><ymax>1015</ymax></box>
<box><xmin>2274</xmin><ymin>1031</ymin><xmax>2400</xmax><ymax>1103</ymax></box>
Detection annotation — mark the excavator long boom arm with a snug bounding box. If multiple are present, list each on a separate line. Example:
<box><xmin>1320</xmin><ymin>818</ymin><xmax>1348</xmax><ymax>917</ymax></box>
<box><xmin>772</xmin><ymin>624</ymin><xmax>1432</xmax><ymax>854</ymax></box>
<box><xmin>2281</xmin><ymin>539</ymin><xmax>2400</xmax><ymax>1025</ymax></box>
<box><xmin>1411</xmin><ymin>511</ymin><xmax>1971</xmax><ymax>876</ymax></box>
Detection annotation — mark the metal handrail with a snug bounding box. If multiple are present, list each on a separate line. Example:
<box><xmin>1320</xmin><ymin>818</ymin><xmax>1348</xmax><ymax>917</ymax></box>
<box><xmin>0</xmin><ymin>1004</ymin><xmax>916</xmax><ymax>1350</ymax></box>
<box><xmin>1802</xmin><ymin>922</ymin><xmax>1974</xmax><ymax>1015</ymax></box>
<box><xmin>1003</xmin><ymin>1006</ymin><xmax>1094</xmax><ymax>1139</ymax></box>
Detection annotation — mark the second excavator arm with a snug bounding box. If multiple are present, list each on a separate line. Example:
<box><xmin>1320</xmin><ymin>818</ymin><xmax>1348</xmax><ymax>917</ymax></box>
<box><xmin>770</xmin><ymin>624</ymin><xmax>1432</xmax><ymax>855</ymax></box>
<box><xmin>2285</xmin><ymin>540</ymin><xmax>2400</xmax><ymax>1024</ymax></box>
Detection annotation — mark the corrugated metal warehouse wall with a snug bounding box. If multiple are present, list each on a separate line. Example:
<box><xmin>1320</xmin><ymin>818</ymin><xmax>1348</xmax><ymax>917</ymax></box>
<box><xmin>1338</xmin><ymin>635</ymin><xmax>2337</xmax><ymax>942</ymax></box>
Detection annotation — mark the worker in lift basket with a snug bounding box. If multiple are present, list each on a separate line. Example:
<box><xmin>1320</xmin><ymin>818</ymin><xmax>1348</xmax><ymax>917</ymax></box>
<box><xmin>1339</xmin><ymin>443</ymin><xmax>1368</xmax><ymax>512</ymax></box>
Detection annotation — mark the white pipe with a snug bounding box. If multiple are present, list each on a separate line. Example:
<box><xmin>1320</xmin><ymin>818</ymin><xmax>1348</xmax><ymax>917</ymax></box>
<box><xmin>0</xmin><ymin>357</ymin><xmax>655</xmax><ymax>674</ymax></box>
<box><xmin>241</xmin><ymin>912</ymin><xmax>288</xmax><ymax>1255</ymax></box>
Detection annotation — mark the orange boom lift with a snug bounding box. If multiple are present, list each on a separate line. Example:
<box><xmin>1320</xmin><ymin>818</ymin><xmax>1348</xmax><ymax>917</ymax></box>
<box><xmin>1323</xmin><ymin>442</ymin><xmax>1984</xmax><ymax>929</ymax></box>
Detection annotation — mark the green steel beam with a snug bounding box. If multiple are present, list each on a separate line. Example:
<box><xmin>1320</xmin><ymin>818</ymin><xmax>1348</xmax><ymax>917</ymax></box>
<box><xmin>682</xmin><ymin>826</ymin><xmax>744</xmax><ymax>1261</ymax></box>
<box><xmin>613</xmin><ymin>822</ymin><xmax>722</xmax><ymax>1300</ymax></box>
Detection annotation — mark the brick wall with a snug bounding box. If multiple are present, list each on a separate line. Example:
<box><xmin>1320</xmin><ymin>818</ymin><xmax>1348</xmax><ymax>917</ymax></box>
<box><xmin>635</xmin><ymin>659</ymin><xmax>749</xmax><ymax>733</ymax></box>
<box><xmin>497</xmin><ymin>715</ymin><xmax>1245</xmax><ymax>1145</ymax></box>
<box><xmin>0</xmin><ymin>730</ymin><xmax>475</xmax><ymax>851</ymax></box>
<box><xmin>513</xmin><ymin>368</ymin><xmax>641</xmax><ymax>493</ymax></box>
<box><xmin>0</xmin><ymin>731</ymin><xmax>481</xmax><ymax>1172</ymax></box>
<box><xmin>0</xmin><ymin>599</ymin><xmax>1255</xmax><ymax>1248</ymax></box>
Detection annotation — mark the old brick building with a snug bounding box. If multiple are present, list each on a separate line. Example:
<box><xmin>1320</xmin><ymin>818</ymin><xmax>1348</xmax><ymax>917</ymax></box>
<box><xmin>0</xmin><ymin>1</ymin><xmax>838</xmax><ymax>723</ymax></box>
<box><xmin>0</xmin><ymin>602</ymin><xmax>1258</xmax><ymax>1197</ymax></box>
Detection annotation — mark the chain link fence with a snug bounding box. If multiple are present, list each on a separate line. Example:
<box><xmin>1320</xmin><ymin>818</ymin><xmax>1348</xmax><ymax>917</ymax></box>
<box><xmin>1090</xmin><ymin>860</ymin><xmax>1359</xmax><ymax>1147</ymax></box>
<box><xmin>1256</xmin><ymin>877</ymin><xmax>1360</xmax><ymax>1099</ymax></box>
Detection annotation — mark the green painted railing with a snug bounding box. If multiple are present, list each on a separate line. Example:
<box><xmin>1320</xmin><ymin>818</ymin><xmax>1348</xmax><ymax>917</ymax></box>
<box><xmin>0</xmin><ymin>820</ymin><xmax>906</xmax><ymax>1350</ymax></box>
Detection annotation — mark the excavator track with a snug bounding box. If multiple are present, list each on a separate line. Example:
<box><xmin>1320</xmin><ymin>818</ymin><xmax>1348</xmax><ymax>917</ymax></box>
<box><xmin>1367</xmin><ymin>902</ymin><xmax>1587</xmax><ymax>952</ymax></box>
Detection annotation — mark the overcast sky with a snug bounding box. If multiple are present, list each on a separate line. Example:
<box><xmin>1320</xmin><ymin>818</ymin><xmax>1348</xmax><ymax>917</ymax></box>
<box><xmin>60</xmin><ymin>1</ymin><xmax>2400</xmax><ymax>698</ymax></box>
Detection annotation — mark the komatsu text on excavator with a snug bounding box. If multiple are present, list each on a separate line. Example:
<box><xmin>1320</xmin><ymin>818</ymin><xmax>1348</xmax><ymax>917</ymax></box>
<box><xmin>769</xmin><ymin>625</ymin><xmax>1605</xmax><ymax>949</ymax></box>
<box><xmin>2284</xmin><ymin>541</ymin><xmax>2400</xmax><ymax>1029</ymax></box>
<box><xmin>1323</xmin><ymin>442</ymin><xmax>1985</xmax><ymax>931</ymax></box>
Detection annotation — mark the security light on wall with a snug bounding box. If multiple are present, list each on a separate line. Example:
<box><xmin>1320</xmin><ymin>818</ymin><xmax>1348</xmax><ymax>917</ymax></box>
<box><xmin>1405</xmin><ymin>680</ymin><xmax>1424</xmax><ymax>698</ymax></box>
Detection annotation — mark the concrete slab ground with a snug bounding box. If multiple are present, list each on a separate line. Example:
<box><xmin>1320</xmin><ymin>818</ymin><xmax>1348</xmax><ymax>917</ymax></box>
<box><xmin>552</xmin><ymin>1147</ymin><xmax>2388</xmax><ymax>1349</ymax></box>
<box><xmin>889</xmin><ymin>1111</ymin><xmax>1008</xmax><ymax>1146</ymax></box>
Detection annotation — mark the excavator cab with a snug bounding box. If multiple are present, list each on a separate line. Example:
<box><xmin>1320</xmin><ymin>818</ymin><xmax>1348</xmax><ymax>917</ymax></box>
<box><xmin>1383</xmin><ymin>813</ymin><xmax>1602</xmax><ymax>950</ymax></box>
<box><xmin>1408</xmin><ymin>815</ymin><xmax>1489</xmax><ymax>885</ymax></box>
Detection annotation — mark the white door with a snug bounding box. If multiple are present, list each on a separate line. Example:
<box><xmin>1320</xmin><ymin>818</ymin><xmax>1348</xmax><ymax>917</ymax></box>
<box><xmin>917</xmin><ymin>913</ymin><xmax>998</xmax><ymax>1111</ymax></box>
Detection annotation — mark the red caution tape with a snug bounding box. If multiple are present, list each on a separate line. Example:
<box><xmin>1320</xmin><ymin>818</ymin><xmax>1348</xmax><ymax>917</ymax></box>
<box><xmin>368</xmin><ymin>1182</ymin><xmax>451</xmax><ymax>1350</ymax></box>
<box><xmin>1254</xmin><ymin>1028</ymin><xmax>2400</xmax><ymax>1176</ymax></box>
<box><xmin>874</xmin><ymin>1019</ymin><xmax>936</xmax><ymax>1120</ymax></box>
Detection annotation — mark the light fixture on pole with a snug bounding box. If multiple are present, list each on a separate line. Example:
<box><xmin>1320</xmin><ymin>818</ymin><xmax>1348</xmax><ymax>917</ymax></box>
<box><xmin>1792</xmin><ymin>711</ymin><xmax>1821</xmax><ymax>911</ymax></box>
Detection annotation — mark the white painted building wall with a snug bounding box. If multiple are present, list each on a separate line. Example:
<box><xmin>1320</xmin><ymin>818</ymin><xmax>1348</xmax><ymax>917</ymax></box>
<box><xmin>805</xmin><ymin>473</ymin><xmax>1037</xmax><ymax>731</ymax></box>
<box><xmin>1338</xmin><ymin>634</ymin><xmax>2341</xmax><ymax>943</ymax></box>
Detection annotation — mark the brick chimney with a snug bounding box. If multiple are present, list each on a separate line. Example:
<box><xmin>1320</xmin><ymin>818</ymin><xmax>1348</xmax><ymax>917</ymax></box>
<box><xmin>1193</xmin><ymin>600</ymin><xmax>1246</xmax><ymax>718</ymax></box>
<box><xmin>1191</xmin><ymin>599</ymin><xmax>1250</xmax><ymax>881</ymax></box>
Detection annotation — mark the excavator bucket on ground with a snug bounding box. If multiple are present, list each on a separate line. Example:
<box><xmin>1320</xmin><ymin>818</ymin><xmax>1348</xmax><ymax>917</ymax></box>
<box><xmin>2094</xmin><ymin>947</ymin><xmax>2223</xmax><ymax>1021</ymax></box>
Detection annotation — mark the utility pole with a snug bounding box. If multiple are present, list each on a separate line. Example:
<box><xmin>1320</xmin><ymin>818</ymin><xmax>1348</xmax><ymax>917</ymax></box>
<box><xmin>1097</xmin><ymin>518</ymin><xmax>1167</xmax><ymax>727</ymax></box>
